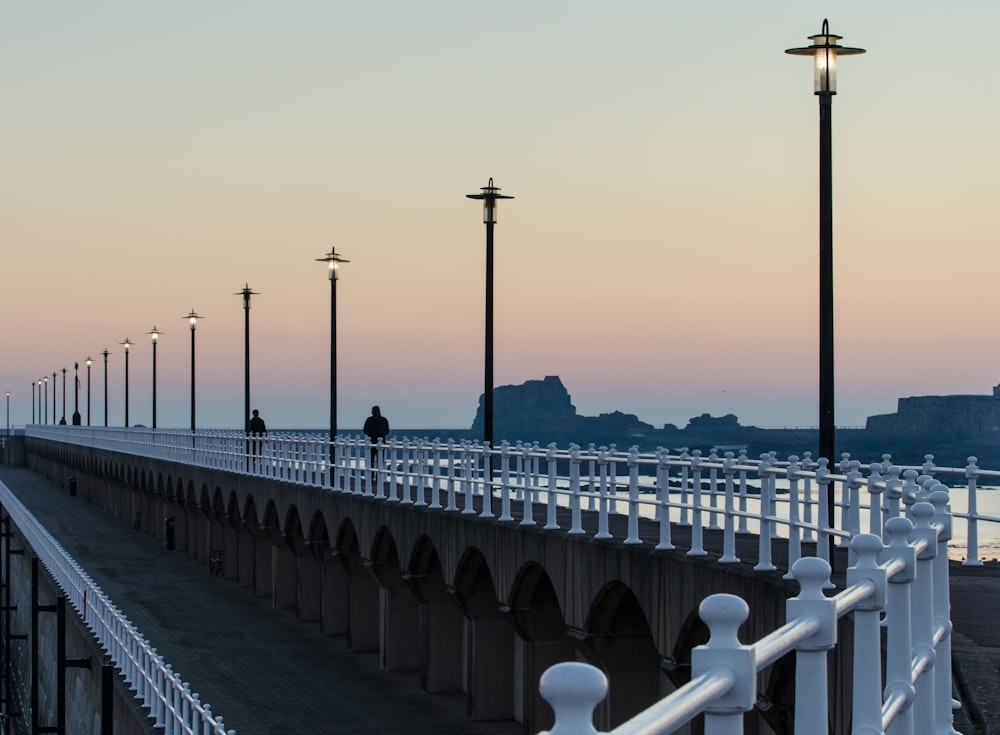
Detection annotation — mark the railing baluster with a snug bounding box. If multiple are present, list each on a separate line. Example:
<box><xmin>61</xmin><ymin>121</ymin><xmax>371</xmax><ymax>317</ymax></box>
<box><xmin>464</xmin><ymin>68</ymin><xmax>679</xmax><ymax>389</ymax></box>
<box><xmin>688</xmin><ymin>451</ymin><xmax>705</xmax><ymax>556</ymax></box>
<box><xmin>499</xmin><ymin>442</ymin><xmax>513</xmax><ymax>521</ymax></box>
<box><xmin>544</xmin><ymin>444</ymin><xmax>559</xmax><ymax>530</ymax></box>
<box><xmin>655</xmin><ymin>448</ymin><xmax>674</xmax><ymax>550</ymax></box>
<box><xmin>719</xmin><ymin>453</ymin><xmax>738</xmax><ymax>563</ymax></box>
<box><xmin>788</xmin><ymin>558</ymin><xmax>835</xmax><ymax>735</ymax></box>
<box><xmin>963</xmin><ymin>456</ymin><xmax>982</xmax><ymax>566</ymax></box>
<box><xmin>753</xmin><ymin>455</ymin><xmax>775</xmax><ymax>571</ymax></box>
<box><xmin>625</xmin><ymin>447</ymin><xmax>641</xmax><ymax>544</ymax></box>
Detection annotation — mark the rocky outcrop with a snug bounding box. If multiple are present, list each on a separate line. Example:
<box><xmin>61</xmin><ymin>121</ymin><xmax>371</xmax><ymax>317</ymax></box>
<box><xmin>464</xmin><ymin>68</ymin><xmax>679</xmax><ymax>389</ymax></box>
<box><xmin>471</xmin><ymin>376</ymin><xmax>581</xmax><ymax>443</ymax></box>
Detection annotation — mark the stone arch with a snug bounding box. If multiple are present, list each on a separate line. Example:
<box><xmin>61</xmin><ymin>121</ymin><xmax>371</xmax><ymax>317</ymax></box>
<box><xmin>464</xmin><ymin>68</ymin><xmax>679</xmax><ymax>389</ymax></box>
<box><xmin>367</xmin><ymin>526</ymin><xmax>421</xmax><ymax>673</ymax></box>
<box><xmin>242</xmin><ymin>496</ymin><xmax>272</xmax><ymax>598</ymax></box>
<box><xmin>507</xmin><ymin>562</ymin><xmax>578</xmax><ymax>732</ymax></box>
<box><xmin>584</xmin><ymin>582</ymin><xmax>661</xmax><ymax>729</ymax></box>
<box><xmin>407</xmin><ymin>535</ymin><xmax>463</xmax><ymax>694</ymax></box>
<box><xmin>333</xmin><ymin>518</ymin><xmax>378</xmax><ymax>651</ymax></box>
<box><xmin>272</xmin><ymin>505</ymin><xmax>305</xmax><ymax>612</ymax></box>
<box><xmin>664</xmin><ymin>605</ymin><xmax>709</xmax><ymax>690</ymax></box>
<box><xmin>306</xmin><ymin>511</ymin><xmax>342</xmax><ymax>633</ymax></box>
<box><xmin>452</xmin><ymin>546</ymin><xmax>515</xmax><ymax>721</ymax></box>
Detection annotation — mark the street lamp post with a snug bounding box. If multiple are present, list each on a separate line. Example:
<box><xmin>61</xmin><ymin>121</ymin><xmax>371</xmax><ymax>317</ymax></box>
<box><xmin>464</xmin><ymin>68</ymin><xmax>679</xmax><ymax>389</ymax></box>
<box><xmin>72</xmin><ymin>362</ymin><xmax>81</xmax><ymax>425</ymax></box>
<box><xmin>120</xmin><ymin>338</ymin><xmax>133</xmax><ymax>427</ymax></box>
<box><xmin>316</xmin><ymin>249</ymin><xmax>349</xmax><ymax>442</ymax></box>
<box><xmin>147</xmin><ymin>327</ymin><xmax>161</xmax><ymax>429</ymax></box>
<box><xmin>5</xmin><ymin>392</ymin><xmax>9</xmax><ymax>442</ymax></box>
<box><xmin>466</xmin><ymin>178</ymin><xmax>514</xmax><ymax>495</ymax></box>
<box><xmin>39</xmin><ymin>379</ymin><xmax>44</xmax><ymax>424</ymax></box>
<box><xmin>185</xmin><ymin>311</ymin><xmax>202</xmax><ymax>433</ymax></box>
<box><xmin>786</xmin><ymin>19</ymin><xmax>864</xmax><ymax>558</ymax></box>
<box><xmin>235</xmin><ymin>285</ymin><xmax>258</xmax><ymax>435</ymax></box>
<box><xmin>61</xmin><ymin>368</ymin><xmax>67</xmax><ymax>424</ymax></box>
<box><xmin>43</xmin><ymin>377</ymin><xmax>48</xmax><ymax>424</ymax></box>
<box><xmin>86</xmin><ymin>357</ymin><xmax>93</xmax><ymax>426</ymax></box>
<box><xmin>102</xmin><ymin>349</ymin><xmax>109</xmax><ymax>427</ymax></box>
<box><xmin>32</xmin><ymin>382</ymin><xmax>36</xmax><ymax>424</ymax></box>
<box><xmin>53</xmin><ymin>372</ymin><xmax>58</xmax><ymax>425</ymax></box>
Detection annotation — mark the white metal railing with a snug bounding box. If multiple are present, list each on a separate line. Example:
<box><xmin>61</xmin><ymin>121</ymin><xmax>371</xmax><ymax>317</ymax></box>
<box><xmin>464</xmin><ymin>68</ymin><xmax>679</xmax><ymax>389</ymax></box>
<box><xmin>25</xmin><ymin>425</ymin><xmax>1000</xmax><ymax>569</ymax></box>
<box><xmin>0</xmin><ymin>480</ymin><xmax>236</xmax><ymax>735</ymax></box>
<box><xmin>539</xmin><ymin>490</ymin><xmax>956</xmax><ymax>735</ymax></box>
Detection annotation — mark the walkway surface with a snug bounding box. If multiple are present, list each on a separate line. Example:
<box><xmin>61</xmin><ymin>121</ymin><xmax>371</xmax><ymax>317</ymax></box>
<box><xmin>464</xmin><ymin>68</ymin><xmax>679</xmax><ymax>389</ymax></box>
<box><xmin>1</xmin><ymin>465</ymin><xmax>999</xmax><ymax>734</ymax></box>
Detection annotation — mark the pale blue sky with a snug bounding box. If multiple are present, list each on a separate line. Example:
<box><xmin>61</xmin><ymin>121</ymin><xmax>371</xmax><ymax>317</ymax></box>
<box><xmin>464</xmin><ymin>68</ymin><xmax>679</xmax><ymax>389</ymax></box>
<box><xmin>3</xmin><ymin>2</ymin><xmax>999</xmax><ymax>431</ymax></box>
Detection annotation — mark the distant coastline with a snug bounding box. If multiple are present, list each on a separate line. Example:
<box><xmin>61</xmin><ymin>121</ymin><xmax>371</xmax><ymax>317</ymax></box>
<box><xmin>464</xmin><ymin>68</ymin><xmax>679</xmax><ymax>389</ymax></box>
<box><xmin>466</xmin><ymin>376</ymin><xmax>1000</xmax><ymax>468</ymax></box>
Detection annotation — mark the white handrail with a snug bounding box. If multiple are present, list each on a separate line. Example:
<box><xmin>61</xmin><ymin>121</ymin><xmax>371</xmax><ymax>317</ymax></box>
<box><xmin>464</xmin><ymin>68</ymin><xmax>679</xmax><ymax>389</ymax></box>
<box><xmin>0</xmin><ymin>480</ymin><xmax>236</xmax><ymax>735</ymax></box>
<box><xmin>25</xmin><ymin>425</ymin><xmax>1000</xmax><ymax>571</ymax></box>
<box><xmin>540</xmin><ymin>490</ymin><xmax>956</xmax><ymax>735</ymax></box>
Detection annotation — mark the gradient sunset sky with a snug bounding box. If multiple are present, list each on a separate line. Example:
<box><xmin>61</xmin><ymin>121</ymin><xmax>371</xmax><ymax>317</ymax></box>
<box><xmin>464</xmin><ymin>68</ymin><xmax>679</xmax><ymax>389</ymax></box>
<box><xmin>3</xmin><ymin>2</ymin><xmax>998</xmax><ymax>432</ymax></box>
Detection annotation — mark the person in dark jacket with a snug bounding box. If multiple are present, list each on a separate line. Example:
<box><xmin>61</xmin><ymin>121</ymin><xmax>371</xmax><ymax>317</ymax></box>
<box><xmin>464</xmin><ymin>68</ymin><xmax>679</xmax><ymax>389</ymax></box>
<box><xmin>248</xmin><ymin>409</ymin><xmax>267</xmax><ymax>469</ymax></box>
<box><xmin>363</xmin><ymin>406</ymin><xmax>390</xmax><ymax>473</ymax></box>
<box><xmin>249</xmin><ymin>409</ymin><xmax>267</xmax><ymax>435</ymax></box>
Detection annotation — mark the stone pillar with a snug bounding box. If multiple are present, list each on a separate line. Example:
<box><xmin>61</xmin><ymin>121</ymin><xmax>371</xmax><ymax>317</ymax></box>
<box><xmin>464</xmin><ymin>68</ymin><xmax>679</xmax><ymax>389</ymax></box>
<box><xmin>322</xmin><ymin>555</ymin><xmax>350</xmax><ymax>635</ymax></box>
<box><xmin>297</xmin><ymin>548</ymin><xmax>323</xmax><ymax>623</ymax></box>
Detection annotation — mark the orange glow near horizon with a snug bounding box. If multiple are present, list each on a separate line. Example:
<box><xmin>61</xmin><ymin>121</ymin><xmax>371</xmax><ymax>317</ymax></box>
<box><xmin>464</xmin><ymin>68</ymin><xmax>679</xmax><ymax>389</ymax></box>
<box><xmin>3</xmin><ymin>2</ymin><xmax>1000</xmax><ymax>433</ymax></box>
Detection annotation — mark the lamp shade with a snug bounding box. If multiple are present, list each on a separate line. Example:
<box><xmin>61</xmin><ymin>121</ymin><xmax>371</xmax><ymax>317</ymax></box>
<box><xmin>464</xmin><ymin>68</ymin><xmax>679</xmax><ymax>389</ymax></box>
<box><xmin>785</xmin><ymin>19</ymin><xmax>864</xmax><ymax>94</ymax></box>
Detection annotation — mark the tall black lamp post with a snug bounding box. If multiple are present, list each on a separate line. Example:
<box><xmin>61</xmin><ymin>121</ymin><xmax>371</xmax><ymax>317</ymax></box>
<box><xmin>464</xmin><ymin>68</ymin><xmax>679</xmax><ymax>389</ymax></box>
<box><xmin>43</xmin><ymin>376</ymin><xmax>49</xmax><ymax>424</ymax></box>
<box><xmin>786</xmin><ymin>19</ymin><xmax>864</xmax><ymax>555</ymax></box>
<box><xmin>72</xmin><ymin>362</ymin><xmax>81</xmax><ymax>425</ymax></box>
<box><xmin>61</xmin><ymin>367</ymin><xmax>67</xmax><ymax>424</ymax></box>
<box><xmin>32</xmin><ymin>381</ymin><xmax>36</xmax><ymax>424</ymax></box>
<box><xmin>120</xmin><ymin>338</ymin><xmax>133</xmax><ymax>427</ymax></box>
<box><xmin>185</xmin><ymin>311</ymin><xmax>202</xmax><ymax>432</ymax></box>
<box><xmin>85</xmin><ymin>357</ymin><xmax>93</xmax><ymax>426</ymax></box>
<box><xmin>40</xmin><ymin>379</ymin><xmax>45</xmax><ymax>424</ymax></box>
<box><xmin>235</xmin><ymin>285</ymin><xmax>258</xmax><ymax>435</ymax></box>
<box><xmin>316</xmin><ymin>249</ymin><xmax>349</xmax><ymax>442</ymax></box>
<box><xmin>5</xmin><ymin>392</ymin><xmax>9</xmax><ymax>442</ymax></box>
<box><xmin>147</xmin><ymin>327</ymin><xmax>161</xmax><ymax>429</ymax></box>
<box><xmin>102</xmin><ymin>350</ymin><xmax>110</xmax><ymax>427</ymax></box>
<box><xmin>53</xmin><ymin>371</ymin><xmax>59</xmax><ymax>425</ymax></box>
<box><xmin>466</xmin><ymin>178</ymin><xmax>514</xmax><ymax>464</ymax></box>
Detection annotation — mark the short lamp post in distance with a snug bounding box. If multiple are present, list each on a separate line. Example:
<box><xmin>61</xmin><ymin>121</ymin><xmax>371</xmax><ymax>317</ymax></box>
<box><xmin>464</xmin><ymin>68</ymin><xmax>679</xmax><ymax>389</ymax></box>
<box><xmin>235</xmin><ymin>285</ymin><xmax>258</xmax><ymax>435</ymax></box>
<box><xmin>465</xmin><ymin>178</ymin><xmax>513</xmax><ymax>488</ymax></box>
<box><xmin>120</xmin><ymin>338</ymin><xmax>133</xmax><ymax>428</ymax></box>
<box><xmin>72</xmin><ymin>361</ymin><xmax>81</xmax><ymax>425</ymax></box>
<box><xmin>185</xmin><ymin>310</ymin><xmax>202</xmax><ymax>433</ymax></box>
<box><xmin>102</xmin><ymin>349</ymin><xmax>110</xmax><ymax>427</ymax></box>
<box><xmin>147</xmin><ymin>326</ymin><xmax>162</xmax><ymax>429</ymax></box>
<box><xmin>786</xmin><ymin>19</ymin><xmax>864</xmax><ymax>560</ymax></box>
<box><xmin>86</xmin><ymin>356</ymin><xmax>93</xmax><ymax>426</ymax></box>
<box><xmin>5</xmin><ymin>391</ymin><xmax>10</xmax><ymax>442</ymax></box>
<box><xmin>316</xmin><ymin>249</ymin><xmax>349</xmax><ymax>443</ymax></box>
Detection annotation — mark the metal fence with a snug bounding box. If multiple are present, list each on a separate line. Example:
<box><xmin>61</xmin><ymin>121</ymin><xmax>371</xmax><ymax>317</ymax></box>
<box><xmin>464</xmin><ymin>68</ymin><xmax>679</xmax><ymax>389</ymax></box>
<box><xmin>541</xmin><ymin>499</ymin><xmax>954</xmax><ymax>734</ymax></box>
<box><xmin>0</xmin><ymin>481</ymin><xmax>235</xmax><ymax>735</ymax></box>
<box><xmin>25</xmin><ymin>425</ymin><xmax>1000</xmax><ymax>570</ymax></box>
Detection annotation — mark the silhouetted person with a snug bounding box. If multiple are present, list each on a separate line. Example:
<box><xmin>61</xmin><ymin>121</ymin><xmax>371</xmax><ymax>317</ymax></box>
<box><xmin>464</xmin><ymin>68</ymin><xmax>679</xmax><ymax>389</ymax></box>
<box><xmin>363</xmin><ymin>406</ymin><xmax>390</xmax><ymax>474</ymax></box>
<box><xmin>249</xmin><ymin>409</ymin><xmax>267</xmax><ymax>469</ymax></box>
<box><xmin>250</xmin><ymin>409</ymin><xmax>267</xmax><ymax>435</ymax></box>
